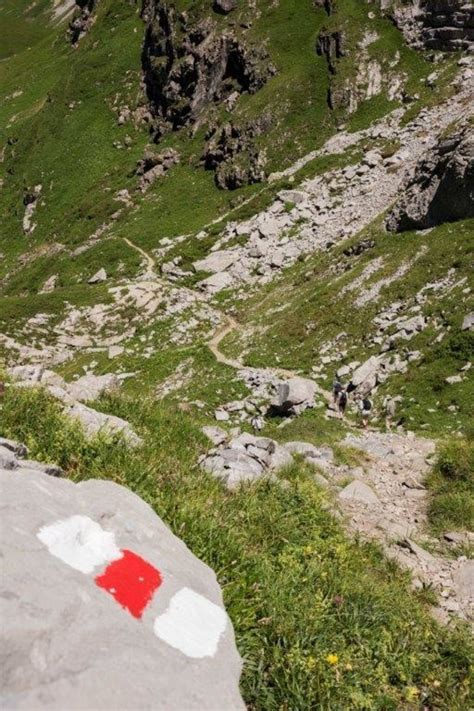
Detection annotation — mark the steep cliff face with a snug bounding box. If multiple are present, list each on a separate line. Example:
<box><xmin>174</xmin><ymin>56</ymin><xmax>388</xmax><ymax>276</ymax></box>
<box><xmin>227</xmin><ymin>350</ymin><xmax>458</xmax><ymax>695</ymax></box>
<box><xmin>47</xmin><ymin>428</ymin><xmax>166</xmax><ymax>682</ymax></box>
<box><xmin>141</xmin><ymin>0</ymin><xmax>275</xmax><ymax>139</ymax></box>
<box><xmin>386</xmin><ymin>126</ymin><xmax>474</xmax><ymax>231</ymax></box>
<box><xmin>390</xmin><ymin>0</ymin><xmax>474</xmax><ymax>52</ymax></box>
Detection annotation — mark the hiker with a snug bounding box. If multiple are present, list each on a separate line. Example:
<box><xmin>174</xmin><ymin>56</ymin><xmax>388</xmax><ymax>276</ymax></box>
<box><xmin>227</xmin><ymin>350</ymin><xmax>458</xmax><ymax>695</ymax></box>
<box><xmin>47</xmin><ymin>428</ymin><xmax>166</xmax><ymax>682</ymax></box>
<box><xmin>332</xmin><ymin>376</ymin><xmax>343</xmax><ymax>408</ymax></box>
<box><xmin>338</xmin><ymin>389</ymin><xmax>348</xmax><ymax>420</ymax></box>
<box><xmin>383</xmin><ymin>395</ymin><xmax>396</xmax><ymax>430</ymax></box>
<box><xmin>359</xmin><ymin>396</ymin><xmax>372</xmax><ymax>429</ymax></box>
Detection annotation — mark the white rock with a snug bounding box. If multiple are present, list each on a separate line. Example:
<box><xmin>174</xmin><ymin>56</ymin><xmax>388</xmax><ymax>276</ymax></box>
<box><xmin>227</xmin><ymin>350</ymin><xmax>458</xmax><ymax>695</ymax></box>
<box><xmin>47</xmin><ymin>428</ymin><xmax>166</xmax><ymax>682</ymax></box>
<box><xmin>39</xmin><ymin>275</ymin><xmax>58</xmax><ymax>294</ymax></box>
<box><xmin>88</xmin><ymin>268</ymin><xmax>107</xmax><ymax>284</ymax></box>
<box><xmin>199</xmin><ymin>272</ymin><xmax>233</xmax><ymax>293</ymax></box>
<box><xmin>193</xmin><ymin>250</ymin><xmax>237</xmax><ymax>274</ymax></box>
<box><xmin>462</xmin><ymin>312</ymin><xmax>474</xmax><ymax>331</ymax></box>
<box><xmin>108</xmin><ymin>345</ymin><xmax>124</xmax><ymax>359</ymax></box>
<box><xmin>338</xmin><ymin>480</ymin><xmax>380</xmax><ymax>505</ymax></box>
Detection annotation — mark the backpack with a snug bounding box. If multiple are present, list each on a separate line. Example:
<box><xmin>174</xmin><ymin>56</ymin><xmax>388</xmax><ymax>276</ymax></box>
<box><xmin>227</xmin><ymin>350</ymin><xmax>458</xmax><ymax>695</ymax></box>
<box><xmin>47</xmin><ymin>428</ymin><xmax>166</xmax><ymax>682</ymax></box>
<box><xmin>363</xmin><ymin>398</ymin><xmax>372</xmax><ymax>411</ymax></box>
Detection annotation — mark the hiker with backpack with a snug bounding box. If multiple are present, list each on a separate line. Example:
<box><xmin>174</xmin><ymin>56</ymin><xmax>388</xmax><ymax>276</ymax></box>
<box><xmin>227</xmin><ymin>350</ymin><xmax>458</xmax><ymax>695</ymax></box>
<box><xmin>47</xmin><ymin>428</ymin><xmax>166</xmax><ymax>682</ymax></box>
<box><xmin>338</xmin><ymin>389</ymin><xmax>348</xmax><ymax>420</ymax></box>
<box><xmin>359</xmin><ymin>396</ymin><xmax>372</xmax><ymax>429</ymax></box>
<box><xmin>332</xmin><ymin>376</ymin><xmax>343</xmax><ymax>409</ymax></box>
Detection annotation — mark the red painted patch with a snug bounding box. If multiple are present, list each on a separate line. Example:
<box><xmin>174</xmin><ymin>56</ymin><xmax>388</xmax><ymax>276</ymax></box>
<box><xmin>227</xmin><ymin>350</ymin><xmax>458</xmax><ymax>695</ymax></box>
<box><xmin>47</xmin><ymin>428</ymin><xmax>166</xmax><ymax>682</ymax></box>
<box><xmin>95</xmin><ymin>549</ymin><xmax>163</xmax><ymax>619</ymax></box>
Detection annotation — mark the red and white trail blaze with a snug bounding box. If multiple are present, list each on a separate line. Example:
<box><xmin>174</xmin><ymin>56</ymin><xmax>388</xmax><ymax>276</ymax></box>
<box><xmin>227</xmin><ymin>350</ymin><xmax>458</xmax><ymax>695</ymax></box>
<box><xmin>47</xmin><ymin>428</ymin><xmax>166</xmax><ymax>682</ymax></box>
<box><xmin>37</xmin><ymin>515</ymin><xmax>227</xmax><ymax>658</ymax></box>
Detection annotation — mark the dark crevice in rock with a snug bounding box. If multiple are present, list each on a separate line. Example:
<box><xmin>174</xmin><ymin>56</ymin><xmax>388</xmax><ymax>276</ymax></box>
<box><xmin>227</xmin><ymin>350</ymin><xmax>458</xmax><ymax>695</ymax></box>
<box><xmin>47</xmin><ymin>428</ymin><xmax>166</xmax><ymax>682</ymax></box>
<box><xmin>314</xmin><ymin>0</ymin><xmax>336</xmax><ymax>17</ymax></box>
<box><xmin>316</xmin><ymin>29</ymin><xmax>346</xmax><ymax>75</ymax></box>
<box><xmin>386</xmin><ymin>127</ymin><xmax>474</xmax><ymax>232</ymax></box>
<box><xmin>316</xmin><ymin>26</ymin><xmax>347</xmax><ymax>110</ymax></box>
<box><xmin>140</xmin><ymin>1</ymin><xmax>276</xmax><ymax>141</ymax></box>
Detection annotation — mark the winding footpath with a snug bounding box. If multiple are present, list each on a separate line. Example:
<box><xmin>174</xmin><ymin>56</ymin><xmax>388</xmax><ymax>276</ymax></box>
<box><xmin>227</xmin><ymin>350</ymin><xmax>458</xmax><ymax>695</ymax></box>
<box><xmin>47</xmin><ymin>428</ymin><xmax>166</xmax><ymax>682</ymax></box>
<box><xmin>337</xmin><ymin>431</ymin><xmax>473</xmax><ymax>624</ymax></box>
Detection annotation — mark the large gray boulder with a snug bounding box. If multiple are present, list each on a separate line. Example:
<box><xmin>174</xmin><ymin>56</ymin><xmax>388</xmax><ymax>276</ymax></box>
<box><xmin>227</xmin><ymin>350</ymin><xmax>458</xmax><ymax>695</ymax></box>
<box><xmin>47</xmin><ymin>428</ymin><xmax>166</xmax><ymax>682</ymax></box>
<box><xmin>67</xmin><ymin>373</ymin><xmax>120</xmax><ymax>402</ymax></box>
<box><xmin>386</xmin><ymin>127</ymin><xmax>474</xmax><ymax>232</ymax></box>
<box><xmin>0</xmin><ymin>465</ymin><xmax>244</xmax><ymax>710</ymax></box>
<box><xmin>277</xmin><ymin>377</ymin><xmax>317</xmax><ymax>414</ymax></box>
<box><xmin>66</xmin><ymin>402</ymin><xmax>142</xmax><ymax>446</ymax></box>
<box><xmin>201</xmin><ymin>432</ymin><xmax>293</xmax><ymax>489</ymax></box>
<box><xmin>351</xmin><ymin>355</ymin><xmax>381</xmax><ymax>392</ymax></box>
<box><xmin>193</xmin><ymin>250</ymin><xmax>237</xmax><ymax>274</ymax></box>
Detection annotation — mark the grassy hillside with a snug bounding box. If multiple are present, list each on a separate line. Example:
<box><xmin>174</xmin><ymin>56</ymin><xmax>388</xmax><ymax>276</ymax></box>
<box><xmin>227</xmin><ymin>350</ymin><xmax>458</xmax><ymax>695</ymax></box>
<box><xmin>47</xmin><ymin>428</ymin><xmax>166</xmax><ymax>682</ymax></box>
<box><xmin>1</xmin><ymin>0</ymin><xmax>436</xmax><ymax>279</ymax></box>
<box><xmin>221</xmin><ymin>218</ymin><xmax>474</xmax><ymax>437</ymax></box>
<box><xmin>1</xmin><ymin>0</ymin><xmax>473</xmax><ymax>707</ymax></box>
<box><xmin>2</xmin><ymin>384</ymin><xmax>473</xmax><ymax>710</ymax></box>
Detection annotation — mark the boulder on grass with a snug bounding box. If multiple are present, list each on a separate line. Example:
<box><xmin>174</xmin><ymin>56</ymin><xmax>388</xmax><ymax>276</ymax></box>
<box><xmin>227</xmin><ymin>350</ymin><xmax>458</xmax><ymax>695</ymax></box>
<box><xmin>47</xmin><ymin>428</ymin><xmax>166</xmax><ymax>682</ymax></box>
<box><xmin>277</xmin><ymin>377</ymin><xmax>317</xmax><ymax>414</ymax></box>
<box><xmin>0</xmin><ymin>467</ymin><xmax>244</xmax><ymax>710</ymax></box>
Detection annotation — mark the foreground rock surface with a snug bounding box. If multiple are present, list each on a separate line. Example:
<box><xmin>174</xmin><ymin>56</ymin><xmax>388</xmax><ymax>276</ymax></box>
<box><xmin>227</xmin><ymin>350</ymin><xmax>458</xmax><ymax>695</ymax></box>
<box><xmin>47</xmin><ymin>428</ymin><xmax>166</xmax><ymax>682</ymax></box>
<box><xmin>0</xmin><ymin>464</ymin><xmax>244</xmax><ymax>710</ymax></box>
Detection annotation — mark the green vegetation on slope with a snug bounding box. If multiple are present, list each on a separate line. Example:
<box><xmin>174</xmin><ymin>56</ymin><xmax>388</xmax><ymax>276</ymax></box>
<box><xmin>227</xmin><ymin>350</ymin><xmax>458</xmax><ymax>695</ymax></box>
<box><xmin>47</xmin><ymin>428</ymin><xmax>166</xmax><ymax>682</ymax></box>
<box><xmin>427</xmin><ymin>436</ymin><xmax>474</xmax><ymax>535</ymax></box>
<box><xmin>1</xmin><ymin>384</ymin><xmax>473</xmax><ymax>710</ymax></box>
<box><xmin>221</xmin><ymin>218</ymin><xmax>474</xmax><ymax>437</ymax></box>
<box><xmin>0</xmin><ymin>0</ymin><xmax>447</xmax><ymax>287</ymax></box>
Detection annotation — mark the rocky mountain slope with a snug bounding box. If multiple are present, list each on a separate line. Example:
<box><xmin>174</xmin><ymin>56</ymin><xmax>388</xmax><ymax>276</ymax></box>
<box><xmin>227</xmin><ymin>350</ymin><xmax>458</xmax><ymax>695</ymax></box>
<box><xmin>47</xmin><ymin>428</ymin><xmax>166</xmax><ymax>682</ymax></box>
<box><xmin>0</xmin><ymin>0</ymin><xmax>473</xmax><ymax>709</ymax></box>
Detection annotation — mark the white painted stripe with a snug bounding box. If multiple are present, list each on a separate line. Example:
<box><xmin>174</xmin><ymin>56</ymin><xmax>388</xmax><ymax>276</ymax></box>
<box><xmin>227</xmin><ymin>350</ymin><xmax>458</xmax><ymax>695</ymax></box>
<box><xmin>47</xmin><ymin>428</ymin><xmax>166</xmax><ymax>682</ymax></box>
<box><xmin>153</xmin><ymin>587</ymin><xmax>227</xmax><ymax>659</ymax></box>
<box><xmin>37</xmin><ymin>515</ymin><xmax>123</xmax><ymax>574</ymax></box>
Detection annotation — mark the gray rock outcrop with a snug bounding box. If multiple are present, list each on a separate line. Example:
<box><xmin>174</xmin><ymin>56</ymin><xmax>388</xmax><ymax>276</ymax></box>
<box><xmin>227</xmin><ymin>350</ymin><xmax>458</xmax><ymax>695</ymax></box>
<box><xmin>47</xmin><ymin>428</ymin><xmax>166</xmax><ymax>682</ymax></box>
<box><xmin>386</xmin><ymin>127</ymin><xmax>474</xmax><ymax>232</ymax></box>
<box><xmin>390</xmin><ymin>0</ymin><xmax>474</xmax><ymax>52</ymax></box>
<box><xmin>201</xmin><ymin>431</ymin><xmax>293</xmax><ymax>489</ymax></box>
<box><xmin>136</xmin><ymin>148</ymin><xmax>180</xmax><ymax>192</ymax></box>
<box><xmin>8</xmin><ymin>369</ymin><xmax>141</xmax><ymax>446</ymax></box>
<box><xmin>203</xmin><ymin>117</ymin><xmax>271</xmax><ymax>189</ymax></box>
<box><xmin>141</xmin><ymin>1</ymin><xmax>275</xmax><ymax>138</ymax></box>
<box><xmin>0</xmin><ymin>464</ymin><xmax>244</xmax><ymax>709</ymax></box>
<box><xmin>69</xmin><ymin>0</ymin><xmax>98</xmax><ymax>45</ymax></box>
<box><xmin>0</xmin><ymin>438</ymin><xmax>63</xmax><ymax>475</ymax></box>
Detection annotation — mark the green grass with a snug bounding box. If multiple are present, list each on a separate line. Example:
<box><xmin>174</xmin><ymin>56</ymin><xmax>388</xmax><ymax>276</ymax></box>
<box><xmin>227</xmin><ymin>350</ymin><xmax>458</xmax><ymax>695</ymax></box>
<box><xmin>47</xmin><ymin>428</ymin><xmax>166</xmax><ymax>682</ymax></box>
<box><xmin>427</xmin><ymin>437</ymin><xmax>474</xmax><ymax>535</ymax></box>
<box><xmin>0</xmin><ymin>0</ymin><xmax>450</xmax><ymax>285</ymax></box>
<box><xmin>1</xmin><ymin>384</ymin><xmax>473</xmax><ymax>710</ymax></box>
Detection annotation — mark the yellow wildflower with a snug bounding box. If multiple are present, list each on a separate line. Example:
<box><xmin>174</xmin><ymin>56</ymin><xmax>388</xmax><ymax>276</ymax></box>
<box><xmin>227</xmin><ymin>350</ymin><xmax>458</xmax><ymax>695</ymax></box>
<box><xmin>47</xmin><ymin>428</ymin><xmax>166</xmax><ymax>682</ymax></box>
<box><xmin>405</xmin><ymin>686</ymin><xmax>419</xmax><ymax>702</ymax></box>
<box><xmin>326</xmin><ymin>654</ymin><xmax>339</xmax><ymax>665</ymax></box>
